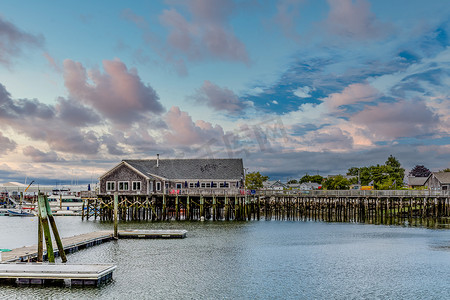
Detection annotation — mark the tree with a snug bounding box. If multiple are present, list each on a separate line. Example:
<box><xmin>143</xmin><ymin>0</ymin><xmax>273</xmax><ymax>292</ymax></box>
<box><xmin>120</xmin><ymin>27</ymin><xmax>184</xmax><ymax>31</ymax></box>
<box><xmin>323</xmin><ymin>175</ymin><xmax>350</xmax><ymax>190</ymax></box>
<box><xmin>287</xmin><ymin>179</ymin><xmax>298</xmax><ymax>184</ymax></box>
<box><xmin>441</xmin><ymin>168</ymin><xmax>450</xmax><ymax>172</ymax></box>
<box><xmin>245</xmin><ymin>172</ymin><xmax>269</xmax><ymax>189</ymax></box>
<box><xmin>347</xmin><ymin>155</ymin><xmax>405</xmax><ymax>189</ymax></box>
<box><xmin>409</xmin><ymin>165</ymin><xmax>431</xmax><ymax>177</ymax></box>
<box><xmin>299</xmin><ymin>174</ymin><xmax>324</xmax><ymax>184</ymax></box>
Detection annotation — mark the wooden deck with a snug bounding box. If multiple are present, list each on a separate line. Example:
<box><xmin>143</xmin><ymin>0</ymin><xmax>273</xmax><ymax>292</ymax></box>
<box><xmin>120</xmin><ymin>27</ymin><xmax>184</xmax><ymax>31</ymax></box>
<box><xmin>1</xmin><ymin>229</ymin><xmax>187</xmax><ymax>263</ymax></box>
<box><xmin>0</xmin><ymin>263</ymin><xmax>116</xmax><ymax>286</ymax></box>
<box><xmin>118</xmin><ymin>229</ymin><xmax>187</xmax><ymax>239</ymax></box>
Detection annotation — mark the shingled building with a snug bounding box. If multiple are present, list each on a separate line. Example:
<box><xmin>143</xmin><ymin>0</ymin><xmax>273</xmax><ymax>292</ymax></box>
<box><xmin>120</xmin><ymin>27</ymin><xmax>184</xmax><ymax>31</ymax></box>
<box><xmin>99</xmin><ymin>156</ymin><xmax>244</xmax><ymax>195</ymax></box>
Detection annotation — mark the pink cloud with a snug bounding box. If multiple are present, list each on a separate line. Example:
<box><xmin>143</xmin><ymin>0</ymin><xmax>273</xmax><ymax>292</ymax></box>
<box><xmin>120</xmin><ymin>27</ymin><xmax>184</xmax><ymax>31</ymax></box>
<box><xmin>0</xmin><ymin>16</ymin><xmax>44</xmax><ymax>67</ymax></box>
<box><xmin>63</xmin><ymin>59</ymin><xmax>164</xmax><ymax>125</ymax></box>
<box><xmin>351</xmin><ymin>99</ymin><xmax>439</xmax><ymax>139</ymax></box>
<box><xmin>0</xmin><ymin>131</ymin><xmax>16</xmax><ymax>155</ymax></box>
<box><xmin>159</xmin><ymin>0</ymin><xmax>249</xmax><ymax>64</ymax></box>
<box><xmin>323</xmin><ymin>83</ymin><xmax>380</xmax><ymax>111</ymax></box>
<box><xmin>164</xmin><ymin>106</ymin><xmax>225</xmax><ymax>146</ymax></box>
<box><xmin>22</xmin><ymin>146</ymin><xmax>64</xmax><ymax>163</ymax></box>
<box><xmin>325</xmin><ymin>0</ymin><xmax>393</xmax><ymax>40</ymax></box>
<box><xmin>273</xmin><ymin>0</ymin><xmax>304</xmax><ymax>42</ymax></box>
<box><xmin>191</xmin><ymin>80</ymin><xmax>245</xmax><ymax>113</ymax></box>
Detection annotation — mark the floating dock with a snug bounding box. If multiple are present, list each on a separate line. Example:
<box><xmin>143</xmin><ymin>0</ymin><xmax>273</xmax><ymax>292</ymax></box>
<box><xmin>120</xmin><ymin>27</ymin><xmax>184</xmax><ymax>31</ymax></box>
<box><xmin>0</xmin><ymin>263</ymin><xmax>116</xmax><ymax>287</ymax></box>
<box><xmin>119</xmin><ymin>229</ymin><xmax>187</xmax><ymax>239</ymax></box>
<box><xmin>1</xmin><ymin>230</ymin><xmax>187</xmax><ymax>263</ymax></box>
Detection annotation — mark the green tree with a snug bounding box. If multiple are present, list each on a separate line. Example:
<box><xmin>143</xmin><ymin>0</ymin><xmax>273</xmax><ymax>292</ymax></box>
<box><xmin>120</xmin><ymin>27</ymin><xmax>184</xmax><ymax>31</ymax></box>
<box><xmin>441</xmin><ymin>168</ymin><xmax>450</xmax><ymax>172</ymax></box>
<box><xmin>323</xmin><ymin>175</ymin><xmax>351</xmax><ymax>190</ymax></box>
<box><xmin>346</xmin><ymin>155</ymin><xmax>405</xmax><ymax>189</ymax></box>
<box><xmin>287</xmin><ymin>179</ymin><xmax>298</xmax><ymax>184</ymax></box>
<box><xmin>299</xmin><ymin>174</ymin><xmax>324</xmax><ymax>184</ymax></box>
<box><xmin>245</xmin><ymin>172</ymin><xmax>269</xmax><ymax>189</ymax></box>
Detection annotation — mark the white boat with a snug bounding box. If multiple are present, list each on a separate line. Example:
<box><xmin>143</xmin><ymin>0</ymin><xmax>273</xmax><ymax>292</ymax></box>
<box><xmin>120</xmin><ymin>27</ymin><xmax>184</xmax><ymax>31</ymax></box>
<box><xmin>47</xmin><ymin>194</ymin><xmax>84</xmax><ymax>214</ymax></box>
<box><xmin>7</xmin><ymin>208</ymin><xmax>35</xmax><ymax>217</ymax></box>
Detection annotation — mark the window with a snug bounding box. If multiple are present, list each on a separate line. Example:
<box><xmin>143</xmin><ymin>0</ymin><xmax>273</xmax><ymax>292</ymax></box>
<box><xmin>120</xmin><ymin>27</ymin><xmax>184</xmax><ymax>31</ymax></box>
<box><xmin>156</xmin><ymin>182</ymin><xmax>161</xmax><ymax>191</ymax></box>
<box><xmin>220</xmin><ymin>182</ymin><xmax>229</xmax><ymax>188</ymax></box>
<box><xmin>176</xmin><ymin>183</ymin><xmax>182</xmax><ymax>189</ymax></box>
<box><xmin>106</xmin><ymin>181</ymin><xmax>115</xmax><ymax>191</ymax></box>
<box><xmin>205</xmin><ymin>182</ymin><xmax>211</xmax><ymax>188</ymax></box>
<box><xmin>189</xmin><ymin>182</ymin><xmax>195</xmax><ymax>188</ymax></box>
<box><xmin>118</xmin><ymin>181</ymin><xmax>129</xmax><ymax>191</ymax></box>
<box><xmin>212</xmin><ymin>182</ymin><xmax>217</xmax><ymax>188</ymax></box>
<box><xmin>201</xmin><ymin>182</ymin><xmax>206</xmax><ymax>188</ymax></box>
<box><xmin>132</xmin><ymin>181</ymin><xmax>141</xmax><ymax>191</ymax></box>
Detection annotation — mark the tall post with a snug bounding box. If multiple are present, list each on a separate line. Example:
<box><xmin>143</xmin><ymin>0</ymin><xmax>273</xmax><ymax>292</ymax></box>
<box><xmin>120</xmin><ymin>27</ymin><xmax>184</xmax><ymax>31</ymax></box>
<box><xmin>45</xmin><ymin>195</ymin><xmax>67</xmax><ymax>263</ymax></box>
<box><xmin>37</xmin><ymin>214</ymin><xmax>43</xmax><ymax>262</ymax></box>
<box><xmin>200</xmin><ymin>196</ymin><xmax>204</xmax><ymax>219</ymax></box>
<box><xmin>114</xmin><ymin>192</ymin><xmax>118</xmax><ymax>239</ymax></box>
<box><xmin>37</xmin><ymin>193</ymin><xmax>54</xmax><ymax>263</ymax></box>
<box><xmin>186</xmin><ymin>196</ymin><xmax>190</xmax><ymax>221</ymax></box>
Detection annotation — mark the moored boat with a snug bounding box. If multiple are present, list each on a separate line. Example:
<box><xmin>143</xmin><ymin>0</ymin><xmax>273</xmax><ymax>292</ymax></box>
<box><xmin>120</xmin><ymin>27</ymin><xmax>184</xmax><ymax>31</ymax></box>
<box><xmin>7</xmin><ymin>209</ymin><xmax>35</xmax><ymax>217</ymax></box>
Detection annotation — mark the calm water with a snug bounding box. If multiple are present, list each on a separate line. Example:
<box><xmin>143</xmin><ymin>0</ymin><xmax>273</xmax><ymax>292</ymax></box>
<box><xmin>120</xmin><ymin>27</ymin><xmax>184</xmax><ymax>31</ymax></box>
<box><xmin>1</xmin><ymin>217</ymin><xmax>450</xmax><ymax>299</ymax></box>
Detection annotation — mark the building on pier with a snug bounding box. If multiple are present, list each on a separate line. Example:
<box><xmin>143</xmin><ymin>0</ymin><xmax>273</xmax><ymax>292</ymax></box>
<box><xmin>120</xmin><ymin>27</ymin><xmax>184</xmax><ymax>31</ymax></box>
<box><xmin>99</xmin><ymin>156</ymin><xmax>244</xmax><ymax>196</ymax></box>
<box><xmin>424</xmin><ymin>172</ymin><xmax>450</xmax><ymax>190</ymax></box>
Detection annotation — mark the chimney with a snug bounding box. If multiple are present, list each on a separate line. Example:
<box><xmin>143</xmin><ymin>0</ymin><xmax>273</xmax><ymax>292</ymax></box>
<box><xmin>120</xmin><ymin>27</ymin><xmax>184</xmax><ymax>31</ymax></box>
<box><xmin>156</xmin><ymin>154</ymin><xmax>160</xmax><ymax>167</ymax></box>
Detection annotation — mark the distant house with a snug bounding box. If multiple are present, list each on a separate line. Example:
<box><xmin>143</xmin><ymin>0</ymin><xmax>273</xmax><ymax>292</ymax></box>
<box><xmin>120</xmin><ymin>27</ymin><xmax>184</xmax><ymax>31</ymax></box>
<box><xmin>99</xmin><ymin>156</ymin><xmax>244</xmax><ymax>195</ymax></box>
<box><xmin>424</xmin><ymin>172</ymin><xmax>450</xmax><ymax>190</ymax></box>
<box><xmin>407</xmin><ymin>176</ymin><xmax>428</xmax><ymax>189</ymax></box>
<box><xmin>299</xmin><ymin>182</ymin><xmax>321</xmax><ymax>190</ymax></box>
<box><xmin>263</xmin><ymin>180</ymin><xmax>287</xmax><ymax>190</ymax></box>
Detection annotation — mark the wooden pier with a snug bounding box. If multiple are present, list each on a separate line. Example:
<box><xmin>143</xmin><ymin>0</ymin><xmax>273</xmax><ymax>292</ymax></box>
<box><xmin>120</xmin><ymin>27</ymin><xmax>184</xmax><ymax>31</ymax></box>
<box><xmin>88</xmin><ymin>190</ymin><xmax>450</xmax><ymax>226</ymax></box>
<box><xmin>0</xmin><ymin>263</ymin><xmax>116</xmax><ymax>287</ymax></box>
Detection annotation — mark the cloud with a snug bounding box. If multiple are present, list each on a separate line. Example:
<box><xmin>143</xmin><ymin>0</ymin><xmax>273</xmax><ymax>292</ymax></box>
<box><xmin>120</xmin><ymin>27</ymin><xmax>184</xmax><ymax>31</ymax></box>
<box><xmin>351</xmin><ymin>99</ymin><xmax>439</xmax><ymax>140</ymax></box>
<box><xmin>294</xmin><ymin>86</ymin><xmax>313</xmax><ymax>98</ymax></box>
<box><xmin>322</xmin><ymin>82</ymin><xmax>380</xmax><ymax>111</ymax></box>
<box><xmin>160</xmin><ymin>0</ymin><xmax>249</xmax><ymax>64</ymax></box>
<box><xmin>43</xmin><ymin>52</ymin><xmax>61</xmax><ymax>73</ymax></box>
<box><xmin>0</xmin><ymin>16</ymin><xmax>44</xmax><ymax>67</ymax></box>
<box><xmin>22</xmin><ymin>146</ymin><xmax>64</xmax><ymax>163</ymax></box>
<box><xmin>0</xmin><ymin>83</ymin><xmax>101</xmax><ymax>155</ymax></box>
<box><xmin>55</xmin><ymin>97</ymin><xmax>101</xmax><ymax>127</ymax></box>
<box><xmin>191</xmin><ymin>80</ymin><xmax>245</xmax><ymax>113</ymax></box>
<box><xmin>164</xmin><ymin>106</ymin><xmax>225</xmax><ymax>146</ymax></box>
<box><xmin>63</xmin><ymin>59</ymin><xmax>164</xmax><ymax>125</ymax></box>
<box><xmin>272</xmin><ymin>0</ymin><xmax>304</xmax><ymax>42</ymax></box>
<box><xmin>324</xmin><ymin>0</ymin><xmax>393</xmax><ymax>40</ymax></box>
<box><xmin>0</xmin><ymin>132</ymin><xmax>17</xmax><ymax>155</ymax></box>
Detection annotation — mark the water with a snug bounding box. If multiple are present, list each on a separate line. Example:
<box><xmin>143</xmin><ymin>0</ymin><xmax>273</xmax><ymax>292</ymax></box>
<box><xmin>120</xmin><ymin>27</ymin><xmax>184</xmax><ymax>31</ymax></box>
<box><xmin>1</xmin><ymin>217</ymin><xmax>450</xmax><ymax>299</ymax></box>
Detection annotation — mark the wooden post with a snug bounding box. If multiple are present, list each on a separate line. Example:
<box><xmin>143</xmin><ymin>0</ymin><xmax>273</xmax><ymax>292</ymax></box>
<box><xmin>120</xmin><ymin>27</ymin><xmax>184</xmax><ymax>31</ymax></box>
<box><xmin>45</xmin><ymin>195</ymin><xmax>67</xmax><ymax>263</ymax></box>
<box><xmin>175</xmin><ymin>195</ymin><xmax>179</xmax><ymax>221</ymax></box>
<box><xmin>186</xmin><ymin>196</ymin><xmax>190</xmax><ymax>221</ymax></box>
<box><xmin>212</xmin><ymin>196</ymin><xmax>216</xmax><ymax>221</ymax></box>
<box><xmin>200</xmin><ymin>196</ymin><xmax>204</xmax><ymax>219</ymax></box>
<box><xmin>59</xmin><ymin>193</ymin><xmax>62</xmax><ymax>210</ymax></box>
<box><xmin>37</xmin><ymin>193</ymin><xmax>54</xmax><ymax>263</ymax></box>
<box><xmin>114</xmin><ymin>192</ymin><xmax>118</xmax><ymax>239</ymax></box>
<box><xmin>37</xmin><ymin>214</ymin><xmax>43</xmax><ymax>262</ymax></box>
<box><xmin>162</xmin><ymin>194</ymin><xmax>166</xmax><ymax>221</ymax></box>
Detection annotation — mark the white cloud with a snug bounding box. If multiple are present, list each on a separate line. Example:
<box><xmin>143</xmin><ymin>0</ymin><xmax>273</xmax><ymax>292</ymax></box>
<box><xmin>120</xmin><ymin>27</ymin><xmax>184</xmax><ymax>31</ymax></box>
<box><xmin>294</xmin><ymin>86</ymin><xmax>313</xmax><ymax>98</ymax></box>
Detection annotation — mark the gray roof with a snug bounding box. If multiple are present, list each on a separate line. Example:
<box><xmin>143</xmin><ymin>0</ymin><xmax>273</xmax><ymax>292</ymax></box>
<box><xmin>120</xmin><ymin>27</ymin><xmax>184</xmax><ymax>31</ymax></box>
<box><xmin>432</xmin><ymin>172</ymin><xmax>450</xmax><ymax>184</ymax></box>
<box><xmin>408</xmin><ymin>176</ymin><xmax>428</xmax><ymax>186</ymax></box>
<box><xmin>123</xmin><ymin>158</ymin><xmax>244</xmax><ymax>180</ymax></box>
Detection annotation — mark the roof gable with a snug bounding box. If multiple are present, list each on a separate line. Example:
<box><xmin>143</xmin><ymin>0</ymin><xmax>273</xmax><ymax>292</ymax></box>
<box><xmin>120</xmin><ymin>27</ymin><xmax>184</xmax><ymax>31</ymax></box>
<box><xmin>432</xmin><ymin>172</ymin><xmax>450</xmax><ymax>184</ymax></box>
<box><xmin>123</xmin><ymin>158</ymin><xmax>244</xmax><ymax>180</ymax></box>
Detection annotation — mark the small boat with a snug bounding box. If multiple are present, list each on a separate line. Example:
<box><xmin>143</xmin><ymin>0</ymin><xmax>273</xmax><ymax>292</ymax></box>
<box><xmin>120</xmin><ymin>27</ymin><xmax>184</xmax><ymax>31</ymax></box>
<box><xmin>7</xmin><ymin>209</ymin><xmax>35</xmax><ymax>217</ymax></box>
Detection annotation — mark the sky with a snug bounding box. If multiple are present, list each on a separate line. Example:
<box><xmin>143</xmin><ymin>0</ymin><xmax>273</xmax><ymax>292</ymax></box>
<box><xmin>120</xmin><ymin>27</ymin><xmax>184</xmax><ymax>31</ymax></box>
<box><xmin>0</xmin><ymin>0</ymin><xmax>449</xmax><ymax>185</ymax></box>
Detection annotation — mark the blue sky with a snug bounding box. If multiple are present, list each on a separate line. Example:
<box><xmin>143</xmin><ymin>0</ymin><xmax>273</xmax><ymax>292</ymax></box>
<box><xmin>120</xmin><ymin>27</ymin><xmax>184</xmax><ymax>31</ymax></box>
<box><xmin>0</xmin><ymin>0</ymin><xmax>449</xmax><ymax>185</ymax></box>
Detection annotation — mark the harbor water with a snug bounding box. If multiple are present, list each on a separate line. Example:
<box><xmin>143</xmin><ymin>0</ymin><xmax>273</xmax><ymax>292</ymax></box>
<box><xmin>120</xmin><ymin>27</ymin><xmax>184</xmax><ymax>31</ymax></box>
<box><xmin>1</xmin><ymin>216</ymin><xmax>450</xmax><ymax>299</ymax></box>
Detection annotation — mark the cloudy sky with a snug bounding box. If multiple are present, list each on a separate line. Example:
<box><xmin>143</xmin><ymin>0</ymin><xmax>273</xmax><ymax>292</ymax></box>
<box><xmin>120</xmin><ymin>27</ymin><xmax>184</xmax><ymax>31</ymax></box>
<box><xmin>0</xmin><ymin>0</ymin><xmax>449</xmax><ymax>185</ymax></box>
